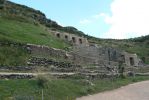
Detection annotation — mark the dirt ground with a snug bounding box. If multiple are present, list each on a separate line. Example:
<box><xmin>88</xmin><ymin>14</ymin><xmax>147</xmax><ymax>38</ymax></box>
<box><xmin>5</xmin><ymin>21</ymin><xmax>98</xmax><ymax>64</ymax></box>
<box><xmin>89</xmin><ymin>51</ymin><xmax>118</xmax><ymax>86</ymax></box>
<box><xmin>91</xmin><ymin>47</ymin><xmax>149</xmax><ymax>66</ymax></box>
<box><xmin>77</xmin><ymin>81</ymin><xmax>149</xmax><ymax>100</ymax></box>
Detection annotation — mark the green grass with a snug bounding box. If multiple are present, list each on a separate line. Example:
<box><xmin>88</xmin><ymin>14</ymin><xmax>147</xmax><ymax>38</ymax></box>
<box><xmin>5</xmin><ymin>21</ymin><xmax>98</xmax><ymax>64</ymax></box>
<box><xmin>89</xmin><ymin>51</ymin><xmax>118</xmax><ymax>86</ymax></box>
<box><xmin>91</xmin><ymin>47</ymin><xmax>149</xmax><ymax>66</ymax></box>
<box><xmin>0</xmin><ymin>45</ymin><xmax>29</xmax><ymax>66</ymax></box>
<box><xmin>0</xmin><ymin>76</ymin><xmax>148</xmax><ymax>100</ymax></box>
<box><xmin>0</xmin><ymin>79</ymin><xmax>39</xmax><ymax>100</ymax></box>
<box><xmin>0</xmin><ymin>16</ymin><xmax>69</xmax><ymax>49</ymax></box>
<box><xmin>0</xmin><ymin>15</ymin><xmax>70</xmax><ymax>66</ymax></box>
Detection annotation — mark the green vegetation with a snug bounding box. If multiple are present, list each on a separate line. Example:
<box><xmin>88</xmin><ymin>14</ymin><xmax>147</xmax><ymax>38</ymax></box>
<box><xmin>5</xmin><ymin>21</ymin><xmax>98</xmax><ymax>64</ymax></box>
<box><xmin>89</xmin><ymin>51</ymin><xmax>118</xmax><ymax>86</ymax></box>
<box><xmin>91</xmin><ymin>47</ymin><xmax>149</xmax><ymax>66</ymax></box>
<box><xmin>131</xmin><ymin>35</ymin><xmax>149</xmax><ymax>42</ymax></box>
<box><xmin>0</xmin><ymin>16</ymin><xmax>69</xmax><ymax>49</ymax></box>
<box><xmin>0</xmin><ymin>1</ymin><xmax>148</xmax><ymax>100</ymax></box>
<box><xmin>0</xmin><ymin>76</ymin><xmax>149</xmax><ymax>100</ymax></box>
<box><xmin>0</xmin><ymin>45</ymin><xmax>29</xmax><ymax>66</ymax></box>
<box><xmin>0</xmin><ymin>15</ymin><xmax>70</xmax><ymax>66</ymax></box>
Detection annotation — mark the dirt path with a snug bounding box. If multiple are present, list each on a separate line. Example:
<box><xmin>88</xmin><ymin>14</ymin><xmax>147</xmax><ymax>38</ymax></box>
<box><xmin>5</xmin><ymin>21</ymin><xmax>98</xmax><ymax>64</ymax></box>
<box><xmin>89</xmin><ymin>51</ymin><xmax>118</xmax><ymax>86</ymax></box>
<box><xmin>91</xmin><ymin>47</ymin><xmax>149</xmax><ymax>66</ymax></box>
<box><xmin>77</xmin><ymin>81</ymin><xmax>149</xmax><ymax>100</ymax></box>
<box><xmin>0</xmin><ymin>72</ymin><xmax>75</xmax><ymax>76</ymax></box>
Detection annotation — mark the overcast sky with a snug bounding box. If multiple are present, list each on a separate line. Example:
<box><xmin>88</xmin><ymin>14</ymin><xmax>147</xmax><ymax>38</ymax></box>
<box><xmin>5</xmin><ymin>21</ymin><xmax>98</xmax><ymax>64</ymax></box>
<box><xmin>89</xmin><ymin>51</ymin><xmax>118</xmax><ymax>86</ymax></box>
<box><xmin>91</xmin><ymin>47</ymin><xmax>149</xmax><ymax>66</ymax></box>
<box><xmin>10</xmin><ymin>0</ymin><xmax>149</xmax><ymax>39</ymax></box>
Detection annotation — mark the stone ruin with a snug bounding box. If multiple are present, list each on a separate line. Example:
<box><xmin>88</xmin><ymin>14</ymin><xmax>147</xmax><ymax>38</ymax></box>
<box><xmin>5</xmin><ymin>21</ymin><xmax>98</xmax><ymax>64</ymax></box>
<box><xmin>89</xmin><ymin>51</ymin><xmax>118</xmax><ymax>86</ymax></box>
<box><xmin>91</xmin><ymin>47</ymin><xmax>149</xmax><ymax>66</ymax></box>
<box><xmin>0</xmin><ymin>41</ymin><xmax>143</xmax><ymax>79</ymax></box>
<box><xmin>1</xmin><ymin>0</ymin><xmax>141</xmax><ymax>68</ymax></box>
<box><xmin>49</xmin><ymin>29</ymin><xmax>142</xmax><ymax>67</ymax></box>
<box><xmin>26</xmin><ymin>42</ymin><xmax>142</xmax><ymax>68</ymax></box>
<box><xmin>121</xmin><ymin>52</ymin><xmax>142</xmax><ymax>67</ymax></box>
<box><xmin>51</xmin><ymin>31</ymin><xmax>89</xmax><ymax>46</ymax></box>
<box><xmin>71</xmin><ymin>44</ymin><xmax>142</xmax><ymax>67</ymax></box>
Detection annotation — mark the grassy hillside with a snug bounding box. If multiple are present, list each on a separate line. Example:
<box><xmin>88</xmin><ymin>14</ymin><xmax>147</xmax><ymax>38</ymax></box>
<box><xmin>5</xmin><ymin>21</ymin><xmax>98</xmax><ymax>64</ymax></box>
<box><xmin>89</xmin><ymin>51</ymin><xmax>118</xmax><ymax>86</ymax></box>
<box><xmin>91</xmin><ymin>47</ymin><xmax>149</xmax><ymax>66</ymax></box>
<box><xmin>0</xmin><ymin>45</ymin><xmax>29</xmax><ymax>66</ymax></box>
<box><xmin>0</xmin><ymin>15</ymin><xmax>148</xmax><ymax>65</ymax></box>
<box><xmin>0</xmin><ymin>15</ymin><xmax>69</xmax><ymax>49</ymax></box>
<box><xmin>0</xmin><ymin>15</ymin><xmax>70</xmax><ymax>66</ymax></box>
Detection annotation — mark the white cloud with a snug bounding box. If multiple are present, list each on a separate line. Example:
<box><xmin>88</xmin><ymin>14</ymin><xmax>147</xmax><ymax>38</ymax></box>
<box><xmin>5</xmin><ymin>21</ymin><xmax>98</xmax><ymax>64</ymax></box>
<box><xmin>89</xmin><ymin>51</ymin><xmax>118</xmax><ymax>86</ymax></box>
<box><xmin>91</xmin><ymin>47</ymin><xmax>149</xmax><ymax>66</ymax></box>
<box><xmin>92</xmin><ymin>13</ymin><xmax>106</xmax><ymax>19</ymax></box>
<box><xmin>79</xmin><ymin>19</ymin><xmax>92</xmax><ymax>25</ymax></box>
<box><xmin>80</xmin><ymin>13</ymin><xmax>105</xmax><ymax>25</ymax></box>
<box><xmin>92</xmin><ymin>13</ymin><xmax>101</xmax><ymax>19</ymax></box>
<box><xmin>103</xmin><ymin>0</ymin><xmax>149</xmax><ymax>39</ymax></box>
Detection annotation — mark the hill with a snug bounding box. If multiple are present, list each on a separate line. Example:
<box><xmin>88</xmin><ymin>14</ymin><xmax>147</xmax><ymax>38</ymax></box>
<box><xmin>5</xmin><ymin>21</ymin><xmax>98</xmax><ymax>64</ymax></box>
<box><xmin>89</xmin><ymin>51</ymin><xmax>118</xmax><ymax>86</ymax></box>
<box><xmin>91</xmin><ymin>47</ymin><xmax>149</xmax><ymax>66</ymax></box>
<box><xmin>0</xmin><ymin>0</ymin><xmax>149</xmax><ymax>65</ymax></box>
<box><xmin>0</xmin><ymin>1</ymin><xmax>149</xmax><ymax>100</ymax></box>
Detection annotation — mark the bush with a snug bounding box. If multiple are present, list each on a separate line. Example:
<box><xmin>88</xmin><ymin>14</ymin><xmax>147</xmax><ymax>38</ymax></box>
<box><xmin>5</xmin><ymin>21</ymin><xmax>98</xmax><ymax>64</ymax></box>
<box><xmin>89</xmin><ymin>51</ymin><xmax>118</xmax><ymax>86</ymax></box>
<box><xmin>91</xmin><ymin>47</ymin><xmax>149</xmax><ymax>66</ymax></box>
<box><xmin>36</xmin><ymin>75</ymin><xmax>48</xmax><ymax>88</ymax></box>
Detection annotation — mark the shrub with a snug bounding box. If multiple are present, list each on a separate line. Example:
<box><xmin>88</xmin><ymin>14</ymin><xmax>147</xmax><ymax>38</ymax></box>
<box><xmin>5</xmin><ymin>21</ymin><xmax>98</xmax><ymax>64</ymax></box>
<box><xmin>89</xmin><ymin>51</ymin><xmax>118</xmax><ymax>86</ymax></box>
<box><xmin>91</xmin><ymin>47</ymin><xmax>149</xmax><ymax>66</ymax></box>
<box><xmin>36</xmin><ymin>75</ymin><xmax>48</xmax><ymax>88</ymax></box>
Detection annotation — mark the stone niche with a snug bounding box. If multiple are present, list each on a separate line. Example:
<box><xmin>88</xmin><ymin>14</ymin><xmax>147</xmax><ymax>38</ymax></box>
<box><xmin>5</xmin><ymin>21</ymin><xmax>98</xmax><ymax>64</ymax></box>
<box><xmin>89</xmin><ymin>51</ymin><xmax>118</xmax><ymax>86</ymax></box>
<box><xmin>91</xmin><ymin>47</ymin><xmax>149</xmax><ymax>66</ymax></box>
<box><xmin>51</xmin><ymin>31</ymin><xmax>89</xmax><ymax>46</ymax></box>
<box><xmin>122</xmin><ymin>52</ymin><xmax>141</xmax><ymax>67</ymax></box>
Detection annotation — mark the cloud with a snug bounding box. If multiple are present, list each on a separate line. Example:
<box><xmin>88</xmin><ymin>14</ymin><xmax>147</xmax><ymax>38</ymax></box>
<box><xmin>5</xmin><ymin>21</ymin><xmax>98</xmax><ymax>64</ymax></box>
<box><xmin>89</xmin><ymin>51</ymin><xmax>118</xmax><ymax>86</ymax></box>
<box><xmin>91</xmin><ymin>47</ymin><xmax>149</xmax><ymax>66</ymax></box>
<box><xmin>92</xmin><ymin>14</ymin><xmax>100</xmax><ymax>19</ymax></box>
<box><xmin>80</xmin><ymin>13</ymin><xmax>106</xmax><ymax>25</ymax></box>
<box><xmin>92</xmin><ymin>13</ymin><xmax>106</xmax><ymax>19</ymax></box>
<box><xmin>102</xmin><ymin>0</ymin><xmax>149</xmax><ymax>39</ymax></box>
<box><xmin>79</xmin><ymin>19</ymin><xmax>92</xmax><ymax>25</ymax></box>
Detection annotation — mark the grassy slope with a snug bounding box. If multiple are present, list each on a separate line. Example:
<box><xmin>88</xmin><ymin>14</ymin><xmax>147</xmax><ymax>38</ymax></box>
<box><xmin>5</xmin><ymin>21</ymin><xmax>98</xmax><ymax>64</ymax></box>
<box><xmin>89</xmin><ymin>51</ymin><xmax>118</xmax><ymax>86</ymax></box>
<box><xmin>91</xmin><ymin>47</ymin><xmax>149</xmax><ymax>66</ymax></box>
<box><xmin>0</xmin><ymin>45</ymin><xmax>29</xmax><ymax>66</ymax></box>
<box><xmin>0</xmin><ymin>16</ymin><xmax>69</xmax><ymax>49</ymax></box>
<box><xmin>0</xmin><ymin>16</ymin><xmax>70</xmax><ymax>66</ymax></box>
<box><xmin>0</xmin><ymin>76</ymin><xmax>149</xmax><ymax>100</ymax></box>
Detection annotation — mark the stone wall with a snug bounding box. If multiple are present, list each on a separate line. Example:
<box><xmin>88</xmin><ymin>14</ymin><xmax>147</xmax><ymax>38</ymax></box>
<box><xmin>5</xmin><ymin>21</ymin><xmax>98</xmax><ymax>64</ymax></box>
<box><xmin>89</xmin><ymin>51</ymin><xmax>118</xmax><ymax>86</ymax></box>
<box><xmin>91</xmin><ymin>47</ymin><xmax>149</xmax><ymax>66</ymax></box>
<box><xmin>71</xmin><ymin>44</ymin><xmax>143</xmax><ymax>67</ymax></box>
<box><xmin>122</xmin><ymin>52</ymin><xmax>141</xmax><ymax>67</ymax></box>
<box><xmin>0</xmin><ymin>66</ymin><xmax>35</xmax><ymax>71</ymax></box>
<box><xmin>0</xmin><ymin>74</ymin><xmax>34</xmax><ymax>79</ymax></box>
<box><xmin>0</xmin><ymin>41</ymin><xmax>142</xmax><ymax>70</ymax></box>
<box><xmin>71</xmin><ymin>45</ymin><xmax>121</xmax><ymax>66</ymax></box>
<box><xmin>27</xmin><ymin>44</ymin><xmax>69</xmax><ymax>60</ymax></box>
<box><xmin>0</xmin><ymin>41</ymin><xmax>142</xmax><ymax>68</ymax></box>
<box><xmin>51</xmin><ymin>31</ymin><xmax>88</xmax><ymax>46</ymax></box>
<box><xmin>28</xmin><ymin>57</ymin><xmax>81</xmax><ymax>68</ymax></box>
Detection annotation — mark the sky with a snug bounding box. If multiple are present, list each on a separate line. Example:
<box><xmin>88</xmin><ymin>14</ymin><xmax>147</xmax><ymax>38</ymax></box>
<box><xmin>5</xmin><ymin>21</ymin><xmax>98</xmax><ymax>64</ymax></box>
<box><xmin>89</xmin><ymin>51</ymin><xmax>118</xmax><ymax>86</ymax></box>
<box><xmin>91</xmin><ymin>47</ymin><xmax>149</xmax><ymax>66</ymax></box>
<box><xmin>9</xmin><ymin>0</ymin><xmax>149</xmax><ymax>39</ymax></box>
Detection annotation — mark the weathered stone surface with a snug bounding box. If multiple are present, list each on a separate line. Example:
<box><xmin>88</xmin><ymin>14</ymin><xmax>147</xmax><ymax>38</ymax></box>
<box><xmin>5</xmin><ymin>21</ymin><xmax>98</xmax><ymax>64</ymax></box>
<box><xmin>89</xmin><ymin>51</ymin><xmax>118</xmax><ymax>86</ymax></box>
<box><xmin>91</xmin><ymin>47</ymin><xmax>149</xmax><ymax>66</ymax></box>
<box><xmin>71</xmin><ymin>45</ymin><xmax>142</xmax><ymax>67</ymax></box>
<box><xmin>28</xmin><ymin>57</ymin><xmax>81</xmax><ymax>68</ymax></box>
<box><xmin>122</xmin><ymin>52</ymin><xmax>141</xmax><ymax>67</ymax></box>
<box><xmin>0</xmin><ymin>74</ymin><xmax>34</xmax><ymax>79</ymax></box>
<box><xmin>51</xmin><ymin>31</ymin><xmax>89</xmax><ymax>46</ymax></box>
<box><xmin>70</xmin><ymin>45</ymin><xmax>121</xmax><ymax>66</ymax></box>
<box><xmin>0</xmin><ymin>66</ymin><xmax>35</xmax><ymax>71</ymax></box>
<box><xmin>0</xmin><ymin>41</ymin><xmax>142</xmax><ymax>68</ymax></box>
<box><xmin>27</xmin><ymin>44</ymin><xmax>68</xmax><ymax>59</ymax></box>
